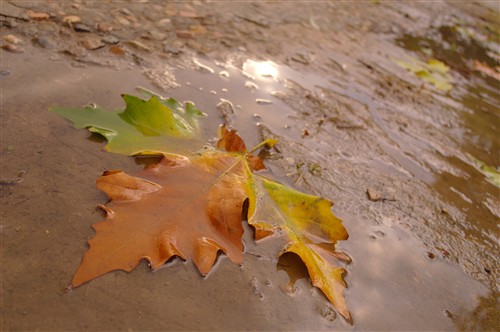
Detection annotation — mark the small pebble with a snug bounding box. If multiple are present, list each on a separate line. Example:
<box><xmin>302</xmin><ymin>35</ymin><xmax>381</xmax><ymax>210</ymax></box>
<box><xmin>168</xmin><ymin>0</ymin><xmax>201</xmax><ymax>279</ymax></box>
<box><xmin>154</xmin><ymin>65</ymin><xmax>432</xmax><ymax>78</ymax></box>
<box><xmin>32</xmin><ymin>37</ymin><xmax>53</xmax><ymax>48</ymax></box>
<box><xmin>79</xmin><ymin>37</ymin><xmax>105</xmax><ymax>50</ymax></box>
<box><xmin>156</xmin><ymin>18</ymin><xmax>173</xmax><ymax>30</ymax></box>
<box><xmin>176</xmin><ymin>30</ymin><xmax>195</xmax><ymax>39</ymax></box>
<box><xmin>73</xmin><ymin>23</ymin><xmax>92</xmax><ymax>33</ymax></box>
<box><xmin>26</xmin><ymin>9</ymin><xmax>50</xmax><ymax>20</ymax></box>
<box><xmin>119</xmin><ymin>8</ymin><xmax>132</xmax><ymax>16</ymax></box>
<box><xmin>255</xmin><ymin>98</ymin><xmax>273</xmax><ymax>105</ymax></box>
<box><xmin>1</xmin><ymin>44</ymin><xmax>23</xmax><ymax>53</ymax></box>
<box><xmin>96</xmin><ymin>22</ymin><xmax>113</xmax><ymax>32</ymax></box>
<box><xmin>3</xmin><ymin>34</ymin><xmax>23</xmax><ymax>44</ymax></box>
<box><xmin>3</xmin><ymin>20</ymin><xmax>17</xmax><ymax>28</ymax></box>
<box><xmin>367</xmin><ymin>187</ymin><xmax>381</xmax><ymax>202</ymax></box>
<box><xmin>109</xmin><ymin>45</ymin><xmax>125</xmax><ymax>56</ymax></box>
<box><xmin>163</xmin><ymin>45</ymin><xmax>181</xmax><ymax>54</ymax></box>
<box><xmin>101</xmin><ymin>35</ymin><xmax>119</xmax><ymax>45</ymax></box>
<box><xmin>63</xmin><ymin>15</ymin><xmax>81</xmax><ymax>24</ymax></box>
<box><xmin>0</xmin><ymin>69</ymin><xmax>12</xmax><ymax>78</ymax></box>
<box><xmin>127</xmin><ymin>40</ymin><xmax>150</xmax><ymax>51</ymax></box>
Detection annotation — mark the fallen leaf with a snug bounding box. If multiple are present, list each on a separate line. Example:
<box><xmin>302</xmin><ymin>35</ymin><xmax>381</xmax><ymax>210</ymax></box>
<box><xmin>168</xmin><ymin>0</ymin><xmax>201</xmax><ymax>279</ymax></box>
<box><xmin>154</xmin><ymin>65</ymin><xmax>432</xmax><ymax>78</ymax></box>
<box><xmin>394</xmin><ymin>57</ymin><xmax>452</xmax><ymax>91</ymax></box>
<box><xmin>468</xmin><ymin>154</ymin><xmax>500</xmax><ymax>188</ymax></box>
<box><xmin>216</xmin><ymin>124</ymin><xmax>273</xmax><ymax>171</ymax></box>
<box><xmin>245</xmin><ymin>174</ymin><xmax>351</xmax><ymax>321</ymax></box>
<box><xmin>50</xmin><ymin>94</ymin><xmax>205</xmax><ymax>155</ymax></box>
<box><xmin>58</xmin><ymin>95</ymin><xmax>350</xmax><ymax>320</ymax></box>
<box><xmin>473</xmin><ymin>60</ymin><xmax>500</xmax><ymax>80</ymax></box>
<box><xmin>72</xmin><ymin>151</ymin><xmax>248</xmax><ymax>287</ymax></box>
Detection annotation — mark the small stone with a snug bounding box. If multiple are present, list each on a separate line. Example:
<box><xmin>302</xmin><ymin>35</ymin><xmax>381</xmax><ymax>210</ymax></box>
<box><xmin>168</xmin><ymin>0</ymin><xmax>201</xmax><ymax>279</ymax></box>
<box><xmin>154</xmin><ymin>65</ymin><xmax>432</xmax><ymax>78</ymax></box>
<box><xmin>126</xmin><ymin>40</ymin><xmax>150</xmax><ymax>51</ymax></box>
<box><xmin>290</xmin><ymin>53</ymin><xmax>310</xmax><ymax>65</ymax></box>
<box><xmin>367</xmin><ymin>187</ymin><xmax>381</xmax><ymax>202</ymax></box>
<box><xmin>142</xmin><ymin>30</ymin><xmax>167</xmax><ymax>41</ymax></box>
<box><xmin>245</xmin><ymin>81</ymin><xmax>259</xmax><ymax>90</ymax></box>
<box><xmin>156</xmin><ymin>18</ymin><xmax>173</xmax><ymax>30</ymax></box>
<box><xmin>79</xmin><ymin>36</ymin><xmax>105</xmax><ymax>50</ymax></box>
<box><xmin>115</xmin><ymin>16</ymin><xmax>130</xmax><ymax>26</ymax></box>
<box><xmin>26</xmin><ymin>9</ymin><xmax>50</xmax><ymax>20</ymax></box>
<box><xmin>176</xmin><ymin>30</ymin><xmax>195</xmax><ymax>39</ymax></box>
<box><xmin>63</xmin><ymin>15</ymin><xmax>81</xmax><ymax>24</ymax></box>
<box><xmin>101</xmin><ymin>35</ymin><xmax>119</xmax><ymax>45</ymax></box>
<box><xmin>73</xmin><ymin>23</ymin><xmax>92</xmax><ymax>32</ymax></box>
<box><xmin>3</xmin><ymin>19</ymin><xmax>18</xmax><ymax>28</ymax></box>
<box><xmin>2</xmin><ymin>34</ymin><xmax>23</xmax><ymax>45</ymax></box>
<box><xmin>64</xmin><ymin>45</ymin><xmax>87</xmax><ymax>57</ymax></box>
<box><xmin>119</xmin><ymin>8</ymin><xmax>132</xmax><ymax>16</ymax></box>
<box><xmin>32</xmin><ymin>37</ymin><xmax>53</xmax><ymax>49</ymax></box>
<box><xmin>109</xmin><ymin>45</ymin><xmax>125</xmax><ymax>56</ymax></box>
<box><xmin>163</xmin><ymin>45</ymin><xmax>182</xmax><ymax>54</ymax></box>
<box><xmin>318</xmin><ymin>304</ymin><xmax>337</xmax><ymax>323</ymax></box>
<box><xmin>256</xmin><ymin>99</ymin><xmax>273</xmax><ymax>105</ymax></box>
<box><xmin>96</xmin><ymin>22</ymin><xmax>113</xmax><ymax>32</ymax></box>
<box><xmin>1</xmin><ymin>44</ymin><xmax>23</xmax><ymax>53</ymax></box>
<box><xmin>0</xmin><ymin>69</ymin><xmax>12</xmax><ymax>78</ymax></box>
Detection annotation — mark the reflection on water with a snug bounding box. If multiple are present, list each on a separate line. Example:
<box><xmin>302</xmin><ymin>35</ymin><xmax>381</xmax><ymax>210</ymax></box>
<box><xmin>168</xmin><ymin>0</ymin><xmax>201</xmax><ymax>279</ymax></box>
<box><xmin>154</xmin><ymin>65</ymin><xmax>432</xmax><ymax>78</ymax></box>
<box><xmin>243</xmin><ymin>59</ymin><xmax>280</xmax><ymax>79</ymax></box>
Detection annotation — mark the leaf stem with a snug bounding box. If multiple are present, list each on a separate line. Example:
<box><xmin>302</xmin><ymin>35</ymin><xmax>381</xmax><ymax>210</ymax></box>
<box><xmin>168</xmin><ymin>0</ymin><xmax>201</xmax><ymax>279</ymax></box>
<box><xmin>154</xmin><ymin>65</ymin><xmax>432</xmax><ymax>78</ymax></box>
<box><xmin>248</xmin><ymin>139</ymin><xmax>277</xmax><ymax>154</ymax></box>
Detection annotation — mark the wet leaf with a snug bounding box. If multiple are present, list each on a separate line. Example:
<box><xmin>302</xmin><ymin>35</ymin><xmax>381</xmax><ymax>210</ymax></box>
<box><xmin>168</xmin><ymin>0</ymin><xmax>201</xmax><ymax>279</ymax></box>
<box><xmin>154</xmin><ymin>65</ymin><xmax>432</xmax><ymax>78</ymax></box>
<box><xmin>59</xmin><ymin>96</ymin><xmax>350</xmax><ymax>320</ymax></box>
<box><xmin>72</xmin><ymin>151</ymin><xmax>248</xmax><ymax>287</ymax></box>
<box><xmin>394</xmin><ymin>57</ymin><xmax>452</xmax><ymax>91</ymax></box>
<box><xmin>473</xmin><ymin>60</ymin><xmax>500</xmax><ymax>80</ymax></box>
<box><xmin>245</xmin><ymin>174</ymin><xmax>351</xmax><ymax>321</ymax></box>
<box><xmin>50</xmin><ymin>94</ymin><xmax>205</xmax><ymax>155</ymax></box>
<box><xmin>468</xmin><ymin>154</ymin><xmax>500</xmax><ymax>188</ymax></box>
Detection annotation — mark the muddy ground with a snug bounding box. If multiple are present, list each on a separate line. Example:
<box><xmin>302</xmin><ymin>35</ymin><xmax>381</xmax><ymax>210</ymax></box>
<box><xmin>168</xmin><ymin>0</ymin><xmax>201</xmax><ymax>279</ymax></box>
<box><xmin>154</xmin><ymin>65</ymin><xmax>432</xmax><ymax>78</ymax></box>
<box><xmin>1</xmin><ymin>1</ymin><xmax>499</xmax><ymax>331</ymax></box>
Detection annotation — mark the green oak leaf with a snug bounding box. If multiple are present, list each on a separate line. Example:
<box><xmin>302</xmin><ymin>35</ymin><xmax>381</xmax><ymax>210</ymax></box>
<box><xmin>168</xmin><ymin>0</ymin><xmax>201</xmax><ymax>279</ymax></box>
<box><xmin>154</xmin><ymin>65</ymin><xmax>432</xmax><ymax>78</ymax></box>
<box><xmin>50</xmin><ymin>94</ymin><xmax>205</xmax><ymax>155</ymax></box>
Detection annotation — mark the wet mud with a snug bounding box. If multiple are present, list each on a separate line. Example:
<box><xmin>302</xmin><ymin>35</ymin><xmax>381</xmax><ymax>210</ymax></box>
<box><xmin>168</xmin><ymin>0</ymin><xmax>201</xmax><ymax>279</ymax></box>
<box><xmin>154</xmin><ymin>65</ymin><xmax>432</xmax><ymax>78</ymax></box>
<box><xmin>1</xmin><ymin>1</ymin><xmax>499</xmax><ymax>331</ymax></box>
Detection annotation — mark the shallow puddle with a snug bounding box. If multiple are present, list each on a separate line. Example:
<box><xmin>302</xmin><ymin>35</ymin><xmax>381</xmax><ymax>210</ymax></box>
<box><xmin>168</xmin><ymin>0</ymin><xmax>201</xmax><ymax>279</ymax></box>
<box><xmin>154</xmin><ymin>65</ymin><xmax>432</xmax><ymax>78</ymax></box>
<box><xmin>1</xmin><ymin>33</ymin><xmax>497</xmax><ymax>331</ymax></box>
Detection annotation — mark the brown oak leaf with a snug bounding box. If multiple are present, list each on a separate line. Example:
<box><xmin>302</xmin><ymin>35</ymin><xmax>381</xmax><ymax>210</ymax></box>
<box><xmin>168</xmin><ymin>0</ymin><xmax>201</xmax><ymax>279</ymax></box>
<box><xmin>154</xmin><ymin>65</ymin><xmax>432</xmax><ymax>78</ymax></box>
<box><xmin>72</xmin><ymin>152</ymin><xmax>248</xmax><ymax>287</ymax></box>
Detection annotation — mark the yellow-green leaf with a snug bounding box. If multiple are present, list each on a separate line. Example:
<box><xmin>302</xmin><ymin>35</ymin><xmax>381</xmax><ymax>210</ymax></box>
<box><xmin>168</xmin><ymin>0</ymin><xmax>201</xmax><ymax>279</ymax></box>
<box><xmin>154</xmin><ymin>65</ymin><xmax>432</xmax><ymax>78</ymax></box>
<box><xmin>246</xmin><ymin>174</ymin><xmax>351</xmax><ymax>321</ymax></box>
<box><xmin>394</xmin><ymin>57</ymin><xmax>452</xmax><ymax>91</ymax></box>
<box><xmin>468</xmin><ymin>154</ymin><xmax>500</xmax><ymax>188</ymax></box>
<box><xmin>50</xmin><ymin>94</ymin><xmax>205</xmax><ymax>155</ymax></box>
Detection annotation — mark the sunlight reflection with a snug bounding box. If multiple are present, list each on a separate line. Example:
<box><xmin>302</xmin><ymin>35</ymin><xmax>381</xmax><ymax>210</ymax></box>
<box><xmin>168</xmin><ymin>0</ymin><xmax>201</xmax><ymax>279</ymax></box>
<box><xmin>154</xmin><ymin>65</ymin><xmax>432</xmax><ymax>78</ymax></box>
<box><xmin>243</xmin><ymin>60</ymin><xmax>279</xmax><ymax>79</ymax></box>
